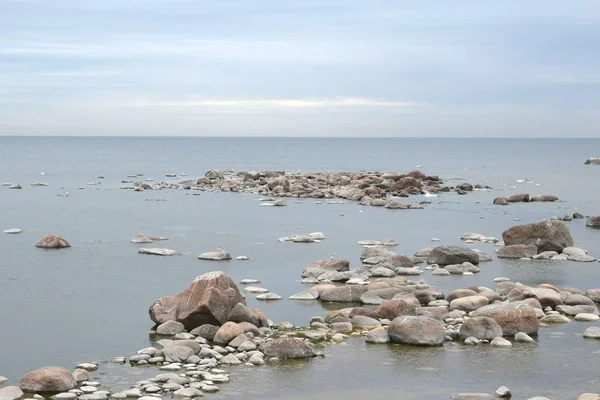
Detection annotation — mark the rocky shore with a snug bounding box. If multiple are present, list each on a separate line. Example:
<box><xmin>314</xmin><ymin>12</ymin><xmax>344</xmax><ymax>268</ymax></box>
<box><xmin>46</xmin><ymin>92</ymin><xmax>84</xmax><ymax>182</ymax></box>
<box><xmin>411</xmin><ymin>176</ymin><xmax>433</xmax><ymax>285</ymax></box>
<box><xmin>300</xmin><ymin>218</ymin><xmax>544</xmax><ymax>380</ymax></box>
<box><xmin>3</xmin><ymin>217</ymin><xmax>600</xmax><ymax>400</ymax></box>
<box><xmin>122</xmin><ymin>169</ymin><xmax>491</xmax><ymax>208</ymax></box>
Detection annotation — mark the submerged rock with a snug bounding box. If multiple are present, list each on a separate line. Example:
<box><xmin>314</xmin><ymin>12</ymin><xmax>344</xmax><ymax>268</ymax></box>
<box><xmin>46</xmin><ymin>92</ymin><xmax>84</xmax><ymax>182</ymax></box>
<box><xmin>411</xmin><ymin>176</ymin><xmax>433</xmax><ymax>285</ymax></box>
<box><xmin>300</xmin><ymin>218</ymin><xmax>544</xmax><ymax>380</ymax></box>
<box><xmin>497</xmin><ymin>244</ymin><xmax>538</xmax><ymax>258</ymax></box>
<box><xmin>586</xmin><ymin>216</ymin><xmax>600</xmax><ymax>228</ymax></box>
<box><xmin>3</xmin><ymin>228</ymin><xmax>22</xmax><ymax>234</ymax></box>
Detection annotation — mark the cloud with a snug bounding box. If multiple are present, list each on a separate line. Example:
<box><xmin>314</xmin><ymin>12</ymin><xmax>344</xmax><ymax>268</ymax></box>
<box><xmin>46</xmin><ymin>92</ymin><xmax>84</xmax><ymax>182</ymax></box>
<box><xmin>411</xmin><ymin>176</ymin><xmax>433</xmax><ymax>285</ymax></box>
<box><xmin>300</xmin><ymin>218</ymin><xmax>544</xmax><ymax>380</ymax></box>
<box><xmin>126</xmin><ymin>97</ymin><xmax>426</xmax><ymax>108</ymax></box>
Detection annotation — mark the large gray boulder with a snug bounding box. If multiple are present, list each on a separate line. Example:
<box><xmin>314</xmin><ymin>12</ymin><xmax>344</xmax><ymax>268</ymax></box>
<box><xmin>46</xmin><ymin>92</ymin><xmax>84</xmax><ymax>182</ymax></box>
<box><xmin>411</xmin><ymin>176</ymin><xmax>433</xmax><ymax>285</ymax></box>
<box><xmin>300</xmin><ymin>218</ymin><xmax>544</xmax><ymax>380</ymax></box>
<box><xmin>387</xmin><ymin>316</ymin><xmax>445</xmax><ymax>346</ymax></box>
<box><xmin>149</xmin><ymin>271</ymin><xmax>245</xmax><ymax>329</ymax></box>
<box><xmin>472</xmin><ymin>301</ymin><xmax>539</xmax><ymax>336</ymax></box>
<box><xmin>261</xmin><ymin>338</ymin><xmax>316</xmax><ymax>359</ymax></box>
<box><xmin>427</xmin><ymin>245</ymin><xmax>479</xmax><ymax>265</ymax></box>
<box><xmin>301</xmin><ymin>259</ymin><xmax>350</xmax><ymax>278</ymax></box>
<box><xmin>19</xmin><ymin>367</ymin><xmax>76</xmax><ymax>394</ymax></box>
<box><xmin>458</xmin><ymin>317</ymin><xmax>503</xmax><ymax>340</ymax></box>
<box><xmin>320</xmin><ymin>285</ymin><xmax>368</xmax><ymax>303</ymax></box>
<box><xmin>502</xmin><ymin>220</ymin><xmax>574</xmax><ymax>253</ymax></box>
<box><xmin>197</xmin><ymin>250</ymin><xmax>232</xmax><ymax>261</ymax></box>
<box><xmin>360</xmin><ymin>247</ymin><xmax>395</xmax><ymax>261</ymax></box>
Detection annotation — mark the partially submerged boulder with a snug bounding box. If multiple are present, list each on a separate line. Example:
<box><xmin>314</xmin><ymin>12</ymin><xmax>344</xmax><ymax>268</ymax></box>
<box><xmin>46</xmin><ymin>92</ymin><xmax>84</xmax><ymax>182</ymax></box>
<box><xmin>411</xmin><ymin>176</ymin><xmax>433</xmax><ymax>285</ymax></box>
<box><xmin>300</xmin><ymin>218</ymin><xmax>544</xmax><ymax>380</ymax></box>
<box><xmin>198</xmin><ymin>250</ymin><xmax>232</xmax><ymax>261</ymax></box>
<box><xmin>19</xmin><ymin>367</ymin><xmax>76</xmax><ymax>394</ymax></box>
<box><xmin>149</xmin><ymin>271</ymin><xmax>245</xmax><ymax>329</ymax></box>
<box><xmin>387</xmin><ymin>316</ymin><xmax>445</xmax><ymax>346</ymax></box>
<box><xmin>427</xmin><ymin>245</ymin><xmax>479</xmax><ymax>265</ymax></box>
<box><xmin>502</xmin><ymin>220</ymin><xmax>574</xmax><ymax>253</ymax></box>
<box><xmin>35</xmin><ymin>235</ymin><xmax>70</xmax><ymax>249</ymax></box>
<box><xmin>497</xmin><ymin>244</ymin><xmax>538</xmax><ymax>259</ymax></box>
<box><xmin>472</xmin><ymin>301</ymin><xmax>539</xmax><ymax>336</ymax></box>
<box><xmin>301</xmin><ymin>259</ymin><xmax>350</xmax><ymax>278</ymax></box>
<box><xmin>261</xmin><ymin>338</ymin><xmax>316</xmax><ymax>359</ymax></box>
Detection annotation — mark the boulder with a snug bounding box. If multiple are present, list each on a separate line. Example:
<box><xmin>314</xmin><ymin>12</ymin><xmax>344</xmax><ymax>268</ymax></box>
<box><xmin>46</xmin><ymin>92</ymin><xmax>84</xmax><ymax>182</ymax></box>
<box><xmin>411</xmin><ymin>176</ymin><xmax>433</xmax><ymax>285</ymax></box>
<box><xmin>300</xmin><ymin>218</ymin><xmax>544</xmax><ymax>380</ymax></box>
<box><xmin>587</xmin><ymin>217</ymin><xmax>600</xmax><ymax>228</ymax></box>
<box><xmin>35</xmin><ymin>235</ymin><xmax>71</xmax><ymax>249</ymax></box>
<box><xmin>161</xmin><ymin>345</ymin><xmax>194</xmax><ymax>363</ymax></box>
<box><xmin>197</xmin><ymin>250</ymin><xmax>232</xmax><ymax>261</ymax></box>
<box><xmin>472</xmin><ymin>301</ymin><xmax>539</xmax><ymax>336</ymax></box>
<box><xmin>360</xmin><ymin>247</ymin><xmax>395</xmax><ymax>260</ymax></box>
<box><xmin>156</xmin><ymin>320</ymin><xmax>185</xmax><ymax>335</ymax></box>
<box><xmin>227</xmin><ymin>303</ymin><xmax>259</xmax><ymax>326</ymax></box>
<box><xmin>497</xmin><ymin>244</ymin><xmax>538</xmax><ymax>258</ymax></box>
<box><xmin>0</xmin><ymin>386</ymin><xmax>23</xmax><ymax>400</ymax></box>
<box><xmin>320</xmin><ymin>286</ymin><xmax>368</xmax><ymax>303</ymax></box>
<box><xmin>388</xmin><ymin>254</ymin><xmax>415</xmax><ymax>269</ymax></box>
<box><xmin>446</xmin><ymin>289</ymin><xmax>478</xmax><ymax>303</ymax></box>
<box><xmin>139</xmin><ymin>248</ymin><xmax>180</xmax><ymax>256</ymax></box>
<box><xmin>427</xmin><ymin>245</ymin><xmax>479</xmax><ymax>265</ymax></box>
<box><xmin>502</xmin><ymin>220</ymin><xmax>574</xmax><ymax>253</ymax></box>
<box><xmin>149</xmin><ymin>271</ymin><xmax>245</xmax><ymax>329</ymax></box>
<box><xmin>365</xmin><ymin>327</ymin><xmax>391</xmax><ymax>344</ymax></box>
<box><xmin>507</xmin><ymin>194</ymin><xmax>529</xmax><ymax>203</ymax></box>
<box><xmin>213</xmin><ymin>322</ymin><xmax>244</xmax><ymax>344</ymax></box>
<box><xmin>449</xmin><ymin>295</ymin><xmax>489</xmax><ymax>312</ymax></box>
<box><xmin>261</xmin><ymin>338</ymin><xmax>316</xmax><ymax>359</ymax></box>
<box><xmin>531</xmin><ymin>288</ymin><xmax>562</xmax><ymax>309</ymax></box>
<box><xmin>392</xmin><ymin>177</ymin><xmax>421</xmax><ymax>191</ymax></box>
<box><xmin>130</xmin><ymin>234</ymin><xmax>154</xmax><ymax>243</ymax></box>
<box><xmin>583</xmin><ymin>326</ymin><xmax>600</xmax><ymax>339</ymax></box>
<box><xmin>387</xmin><ymin>316</ymin><xmax>445</xmax><ymax>346</ymax></box>
<box><xmin>301</xmin><ymin>259</ymin><xmax>350</xmax><ymax>278</ymax></box>
<box><xmin>190</xmin><ymin>324</ymin><xmax>219</xmax><ymax>341</ymax></box>
<box><xmin>19</xmin><ymin>367</ymin><xmax>76</xmax><ymax>394</ymax></box>
<box><xmin>584</xmin><ymin>158</ymin><xmax>600</xmax><ymax>165</ymax></box>
<box><xmin>450</xmin><ymin>394</ymin><xmax>493</xmax><ymax>400</ymax></box>
<box><xmin>493</xmin><ymin>197</ymin><xmax>509</xmax><ymax>206</ymax></box>
<box><xmin>458</xmin><ymin>317</ymin><xmax>503</xmax><ymax>340</ymax></box>
<box><xmin>360</xmin><ymin>288</ymin><xmax>407</xmax><ymax>305</ymax></box>
<box><xmin>444</xmin><ymin>262</ymin><xmax>480</xmax><ymax>274</ymax></box>
<box><xmin>351</xmin><ymin>315</ymin><xmax>381</xmax><ymax>329</ymax></box>
<box><xmin>376</xmin><ymin>299</ymin><xmax>417</xmax><ymax>320</ymax></box>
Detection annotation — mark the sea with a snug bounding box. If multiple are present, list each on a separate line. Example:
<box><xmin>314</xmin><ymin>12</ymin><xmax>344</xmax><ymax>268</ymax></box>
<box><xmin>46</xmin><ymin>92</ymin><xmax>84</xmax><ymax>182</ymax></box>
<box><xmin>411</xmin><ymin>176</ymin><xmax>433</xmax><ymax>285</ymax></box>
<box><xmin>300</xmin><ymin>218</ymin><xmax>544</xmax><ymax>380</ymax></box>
<box><xmin>1</xmin><ymin>137</ymin><xmax>599</xmax><ymax>399</ymax></box>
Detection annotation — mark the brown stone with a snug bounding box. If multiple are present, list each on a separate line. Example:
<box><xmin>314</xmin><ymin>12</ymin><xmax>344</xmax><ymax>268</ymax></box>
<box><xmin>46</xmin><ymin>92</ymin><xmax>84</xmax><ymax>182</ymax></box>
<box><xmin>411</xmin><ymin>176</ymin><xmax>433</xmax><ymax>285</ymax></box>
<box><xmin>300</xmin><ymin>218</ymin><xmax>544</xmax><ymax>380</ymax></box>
<box><xmin>35</xmin><ymin>235</ymin><xmax>71</xmax><ymax>249</ymax></box>
<box><xmin>502</xmin><ymin>220</ymin><xmax>574</xmax><ymax>253</ymax></box>
<box><xmin>213</xmin><ymin>321</ymin><xmax>244</xmax><ymax>344</ymax></box>
<box><xmin>149</xmin><ymin>271</ymin><xmax>245</xmax><ymax>329</ymax></box>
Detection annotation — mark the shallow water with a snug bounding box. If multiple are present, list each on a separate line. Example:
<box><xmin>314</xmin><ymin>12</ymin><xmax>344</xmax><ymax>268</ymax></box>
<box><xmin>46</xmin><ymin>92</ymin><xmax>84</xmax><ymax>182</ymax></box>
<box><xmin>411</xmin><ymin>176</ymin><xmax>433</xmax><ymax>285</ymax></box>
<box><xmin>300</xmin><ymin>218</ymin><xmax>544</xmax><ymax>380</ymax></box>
<box><xmin>1</xmin><ymin>137</ymin><xmax>599</xmax><ymax>397</ymax></box>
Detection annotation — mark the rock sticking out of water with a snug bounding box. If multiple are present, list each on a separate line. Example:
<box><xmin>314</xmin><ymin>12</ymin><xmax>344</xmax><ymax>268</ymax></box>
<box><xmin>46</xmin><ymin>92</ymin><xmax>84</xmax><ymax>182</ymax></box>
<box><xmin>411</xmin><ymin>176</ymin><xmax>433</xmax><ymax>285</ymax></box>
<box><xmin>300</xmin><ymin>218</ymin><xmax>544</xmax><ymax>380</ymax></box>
<box><xmin>138</xmin><ymin>248</ymin><xmax>180</xmax><ymax>256</ymax></box>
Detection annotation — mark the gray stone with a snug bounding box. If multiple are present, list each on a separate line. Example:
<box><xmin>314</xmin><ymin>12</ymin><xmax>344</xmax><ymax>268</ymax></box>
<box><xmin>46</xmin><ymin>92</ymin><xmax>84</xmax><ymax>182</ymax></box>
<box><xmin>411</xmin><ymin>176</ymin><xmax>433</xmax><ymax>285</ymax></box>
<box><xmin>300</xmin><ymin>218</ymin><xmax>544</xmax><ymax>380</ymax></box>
<box><xmin>458</xmin><ymin>317</ymin><xmax>503</xmax><ymax>340</ymax></box>
<box><xmin>583</xmin><ymin>326</ymin><xmax>600</xmax><ymax>339</ymax></box>
<box><xmin>449</xmin><ymin>393</ymin><xmax>493</xmax><ymax>400</ymax></box>
<box><xmin>197</xmin><ymin>250</ymin><xmax>232</xmax><ymax>260</ymax></box>
<box><xmin>427</xmin><ymin>245</ymin><xmax>479</xmax><ymax>265</ymax></box>
<box><xmin>490</xmin><ymin>337</ymin><xmax>512</xmax><ymax>347</ymax></box>
<box><xmin>0</xmin><ymin>386</ymin><xmax>23</xmax><ymax>400</ymax></box>
<box><xmin>139</xmin><ymin>248</ymin><xmax>180</xmax><ymax>256</ymax></box>
<box><xmin>514</xmin><ymin>332</ymin><xmax>535</xmax><ymax>343</ymax></box>
<box><xmin>157</xmin><ymin>321</ymin><xmax>185</xmax><ymax>335</ymax></box>
<box><xmin>388</xmin><ymin>316</ymin><xmax>445</xmax><ymax>346</ymax></box>
<box><xmin>365</xmin><ymin>327</ymin><xmax>390</xmax><ymax>343</ymax></box>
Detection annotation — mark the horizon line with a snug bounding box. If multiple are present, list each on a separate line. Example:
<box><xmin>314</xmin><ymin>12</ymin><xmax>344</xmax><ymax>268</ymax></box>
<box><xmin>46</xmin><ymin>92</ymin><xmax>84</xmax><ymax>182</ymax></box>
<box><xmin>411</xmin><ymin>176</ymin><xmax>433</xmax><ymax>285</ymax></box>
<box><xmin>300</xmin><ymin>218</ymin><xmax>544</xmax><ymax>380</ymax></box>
<box><xmin>0</xmin><ymin>135</ymin><xmax>599</xmax><ymax>140</ymax></box>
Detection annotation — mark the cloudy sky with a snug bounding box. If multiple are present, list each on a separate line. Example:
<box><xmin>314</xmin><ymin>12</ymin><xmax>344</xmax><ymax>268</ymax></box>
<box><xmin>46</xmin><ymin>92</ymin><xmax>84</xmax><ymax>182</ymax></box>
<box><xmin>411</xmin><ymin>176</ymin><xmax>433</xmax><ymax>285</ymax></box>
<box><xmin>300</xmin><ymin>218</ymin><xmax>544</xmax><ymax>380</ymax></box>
<box><xmin>1</xmin><ymin>0</ymin><xmax>599</xmax><ymax>137</ymax></box>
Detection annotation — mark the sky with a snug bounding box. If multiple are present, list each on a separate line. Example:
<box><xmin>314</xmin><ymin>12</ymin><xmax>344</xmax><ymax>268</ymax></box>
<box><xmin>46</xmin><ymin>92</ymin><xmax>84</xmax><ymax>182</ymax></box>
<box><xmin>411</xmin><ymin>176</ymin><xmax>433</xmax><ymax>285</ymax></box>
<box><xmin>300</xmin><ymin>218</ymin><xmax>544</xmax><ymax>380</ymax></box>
<box><xmin>1</xmin><ymin>0</ymin><xmax>599</xmax><ymax>137</ymax></box>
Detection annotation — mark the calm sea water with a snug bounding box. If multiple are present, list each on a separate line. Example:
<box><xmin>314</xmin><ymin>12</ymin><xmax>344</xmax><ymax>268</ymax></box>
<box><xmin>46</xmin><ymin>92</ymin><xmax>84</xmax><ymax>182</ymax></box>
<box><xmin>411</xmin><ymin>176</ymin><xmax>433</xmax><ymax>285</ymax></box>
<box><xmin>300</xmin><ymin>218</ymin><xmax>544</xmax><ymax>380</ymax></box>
<box><xmin>1</xmin><ymin>137</ymin><xmax>599</xmax><ymax>398</ymax></box>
